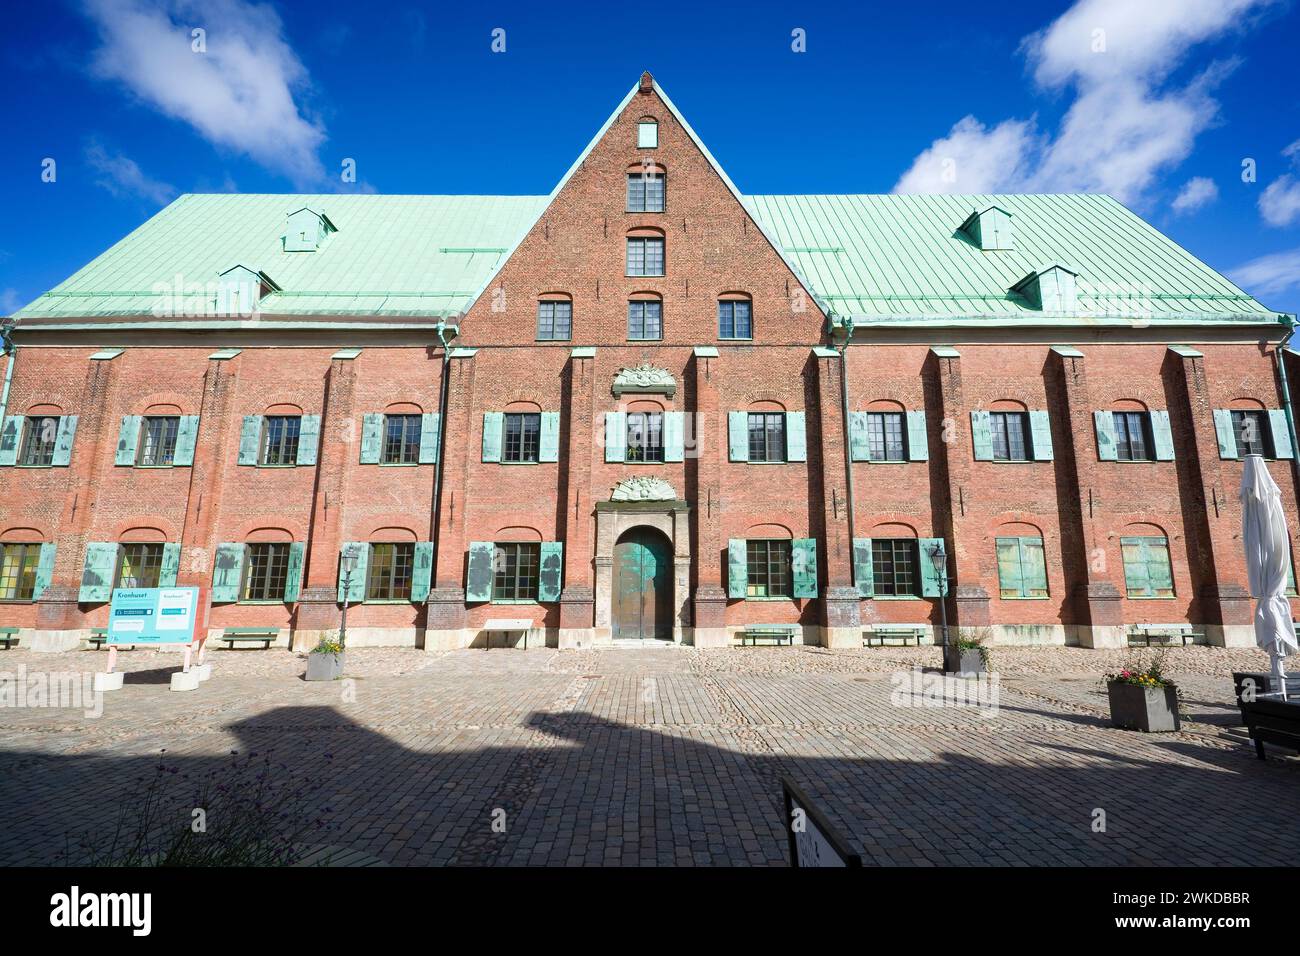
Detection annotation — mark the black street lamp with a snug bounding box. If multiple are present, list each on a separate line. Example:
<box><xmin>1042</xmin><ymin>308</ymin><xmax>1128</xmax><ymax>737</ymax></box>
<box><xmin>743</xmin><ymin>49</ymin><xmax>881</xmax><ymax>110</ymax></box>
<box><xmin>927</xmin><ymin>540</ymin><xmax>950</xmax><ymax>659</ymax></box>
<box><xmin>339</xmin><ymin>550</ymin><xmax>358</xmax><ymax>650</ymax></box>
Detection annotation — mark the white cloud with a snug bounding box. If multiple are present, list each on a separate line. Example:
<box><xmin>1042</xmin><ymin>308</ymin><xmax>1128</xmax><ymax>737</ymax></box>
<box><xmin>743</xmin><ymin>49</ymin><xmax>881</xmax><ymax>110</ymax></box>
<box><xmin>0</xmin><ymin>289</ymin><xmax>20</xmax><ymax>315</ymax></box>
<box><xmin>892</xmin><ymin>116</ymin><xmax>1038</xmax><ymax>194</ymax></box>
<box><xmin>82</xmin><ymin>0</ymin><xmax>326</xmax><ymax>187</ymax></box>
<box><xmin>1229</xmin><ymin>247</ymin><xmax>1300</xmax><ymax>297</ymax></box>
<box><xmin>85</xmin><ymin>141</ymin><xmax>176</xmax><ymax>205</ymax></box>
<box><xmin>1171</xmin><ymin>176</ymin><xmax>1218</xmax><ymax>215</ymax></box>
<box><xmin>1259</xmin><ymin>140</ymin><xmax>1300</xmax><ymax>227</ymax></box>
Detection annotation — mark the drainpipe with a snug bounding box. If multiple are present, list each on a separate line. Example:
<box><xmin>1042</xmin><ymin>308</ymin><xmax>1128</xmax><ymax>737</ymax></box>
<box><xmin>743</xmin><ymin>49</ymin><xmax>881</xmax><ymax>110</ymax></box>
<box><xmin>1274</xmin><ymin>315</ymin><xmax>1300</xmax><ymax>494</ymax></box>
<box><xmin>430</xmin><ymin>320</ymin><xmax>459</xmax><ymax>547</ymax></box>
<box><xmin>833</xmin><ymin>314</ymin><xmax>858</xmax><ymax>589</ymax></box>
<box><xmin>0</xmin><ymin>320</ymin><xmax>16</xmax><ymax>426</ymax></box>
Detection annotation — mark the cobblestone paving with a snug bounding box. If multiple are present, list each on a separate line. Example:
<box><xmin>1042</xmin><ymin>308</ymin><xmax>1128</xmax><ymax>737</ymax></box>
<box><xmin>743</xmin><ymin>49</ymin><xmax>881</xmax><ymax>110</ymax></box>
<box><xmin>0</xmin><ymin>644</ymin><xmax>1296</xmax><ymax>866</ymax></box>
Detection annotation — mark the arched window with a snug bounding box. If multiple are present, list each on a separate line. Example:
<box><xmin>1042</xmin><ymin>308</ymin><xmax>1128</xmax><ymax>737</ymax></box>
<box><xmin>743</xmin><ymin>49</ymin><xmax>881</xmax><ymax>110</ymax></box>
<box><xmin>627</xmin><ymin>162</ymin><xmax>665</xmax><ymax>213</ymax></box>
<box><xmin>628</xmin><ymin>292</ymin><xmax>663</xmax><ymax>341</ymax></box>
<box><xmin>994</xmin><ymin>524</ymin><xmax>1049</xmax><ymax>599</ymax></box>
<box><xmin>626</xmin><ymin>228</ymin><xmax>665</xmax><ymax>277</ymax></box>
<box><xmin>537</xmin><ymin>293</ymin><xmax>572</xmax><ymax>341</ymax></box>
<box><xmin>718</xmin><ymin>293</ymin><xmax>752</xmax><ymax>340</ymax></box>
<box><xmin>637</xmin><ymin>117</ymin><xmax>658</xmax><ymax>149</ymax></box>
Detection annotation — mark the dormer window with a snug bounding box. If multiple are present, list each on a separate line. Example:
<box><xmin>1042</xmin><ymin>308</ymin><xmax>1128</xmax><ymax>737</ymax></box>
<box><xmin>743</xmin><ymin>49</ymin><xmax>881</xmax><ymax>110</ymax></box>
<box><xmin>637</xmin><ymin>118</ymin><xmax>658</xmax><ymax>149</ymax></box>
<box><xmin>959</xmin><ymin>205</ymin><xmax>1014</xmax><ymax>251</ymax></box>
<box><xmin>1011</xmin><ymin>264</ymin><xmax>1078</xmax><ymax>313</ymax></box>
<box><xmin>216</xmin><ymin>265</ymin><xmax>279</xmax><ymax>316</ymax></box>
<box><xmin>283</xmin><ymin>207</ymin><xmax>336</xmax><ymax>252</ymax></box>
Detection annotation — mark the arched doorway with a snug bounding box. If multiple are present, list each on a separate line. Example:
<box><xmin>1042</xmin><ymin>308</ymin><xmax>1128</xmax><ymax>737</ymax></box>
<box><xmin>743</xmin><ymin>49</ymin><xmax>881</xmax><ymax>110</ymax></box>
<box><xmin>612</xmin><ymin>527</ymin><xmax>672</xmax><ymax>640</ymax></box>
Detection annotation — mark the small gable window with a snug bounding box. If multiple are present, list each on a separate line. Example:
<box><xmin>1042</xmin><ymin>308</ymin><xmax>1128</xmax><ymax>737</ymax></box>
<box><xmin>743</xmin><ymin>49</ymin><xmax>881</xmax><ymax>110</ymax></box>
<box><xmin>718</xmin><ymin>299</ymin><xmax>752</xmax><ymax>339</ymax></box>
<box><xmin>536</xmin><ymin>299</ymin><xmax>572</xmax><ymax>341</ymax></box>
<box><xmin>637</xmin><ymin>119</ymin><xmax>658</xmax><ymax>149</ymax></box>
<box><xmin>960</xmin><ymin>205</ymin><xmax>1014</xmax><ymax>251</ymax></box>
<box><xmin>626</xmin><ymin>236</ymin><xmax>664</xmax><ymax>277</ymax></box>
<box><xmin>627</xmin><ymin>171</ymin><xmax>665</xmax><ymax>213</ymax></box>
<box><xmin>284</xmin><ymin>207</ymin><xmax>336</xmax><ymax>253</ymax></box>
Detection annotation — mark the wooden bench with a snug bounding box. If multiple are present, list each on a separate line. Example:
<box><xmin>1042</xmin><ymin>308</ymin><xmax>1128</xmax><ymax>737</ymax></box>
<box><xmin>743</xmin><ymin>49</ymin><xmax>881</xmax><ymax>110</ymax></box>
<box><xmin>482</xmin><ymin>618</ymin><xmax>532</xmax><ymax>650</ymax></box>
<box><xmin>740</xmin><ymin>625</ymin><xmax>797</xmax><ymax>646</ymax></box>
<box><xmin>1238</xmin><ymin>697</ymin><xmax>1300</xmax><ymax>760</ymax></box>
<box><xmin>0</xmin><ymin>627</ymin><xmax>18</xmax><ymax>650</ymax></box>
<box><xmin>1128</xmin><ymin>624</ymin><xmax>1202</xmax><ymax>647</ymax></box>
<box><xmin>219</xmin><ymin>627</ymin><xmax>279</xmax><ymax>650</ymax></box>
<box><xmin>86</xmin><ymin>627</ymin><xmax>131</xmax><ymax>650</ymax></box>
<box><xmin>863</xmin><ymin>625</ymin><xmax>926</xmax><ymax>647</ymax></box>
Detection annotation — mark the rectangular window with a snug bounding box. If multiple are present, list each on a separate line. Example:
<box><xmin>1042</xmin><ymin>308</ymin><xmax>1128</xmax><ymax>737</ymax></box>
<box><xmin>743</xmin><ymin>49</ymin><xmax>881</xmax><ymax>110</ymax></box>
<box><xmin>871</xmin><ymin>539</ymin><xmax>919</xmax><ymax>596</ymax></box>
<box><xmin>637</xmin><ymin>121</ymin><xmax>658</xmax><ymax>148</ymax></box>
<box><xmin>18</xmin><ymin>416</ymin><xmax>60</xmax><ymax>466</ymax></box>
<box><xmin>382</xmin><ymin>414</ymin><xmax>422</xmax><ymax>465</ymax></box>
<box><xmin>748</xmin><ymin>412</ymin><xmax>786</xmax><ymax>462</ymax></box>
<box><xmin>1231</xmin><ymin>410</ymin><xmax>1273</xmax><ymax>458</ymax></box>
<box><xmin>0</xmin><ymin>543</ymin><xmax>41</xmax><ymax>601</ymax></box>
<box><xmin>137</xmin><ymin>416</ymin><xmax>180</xmax><ymax>467</ymax></box>
<box><xmin>1121</xmin><ymin>536</ymin><xmax>1176</xmax><ymax>598</ymax></box>
<box><xmin>261</xmin><ymin>416</ymin><xmax>301</xmax><ymax>466</ymax></box>
<box><xmin>718</xmin><ymin>300</ymin><xmax>752</xmax><ymax>339</ymax></box>
<box><xmin>626</xmin><ymin>237</ymin><xmax>664</xmax><ymax>276</ymax></box>
<box><xmin>866</xmin><ymin>412</ymin><xmax>906</xmax><ymax>462</ymax></box>
<box><xmin>242</xmin><ymin>543</ymin><xmax>291</xmax><ymax>601</ymax></box>
<box><xmin>503</xmin><ymin>412</ymin><xmax>541</xmax><ymax>463</ymax></box>
<box><xmin>536</xmin><ymin>301</ymin><xmax>572</xmax><ymax>341</ymax></box>
<box><xmin>626</xmin><ymin>173</ymin><xmax>665</xmax><ymax>213</ymax></box>
<box><xmin>493</xmin><ymin>542</ymin><xmax>540</xmax><ymax>601</ymax></box>
<box><xmin>625</xmin><ymin>412</ymin><xmax>664</xmax><ymax>463</ymax></box>
<box><xmin>989</xmin><ymin>411</ymin><xmax>1029</xmax><ymax>461</ymax></box>
<box><xmin>1112</xmin><ymin>411</ymin><xmax>1152</xmax><ymax>461</ymax></box>
<box><xmin>628</xmin><ymin>301</ymin><xmax>663</xmax><ymax>340</ymax></box>
<box><xmin>995</xmin><ymin>536</ymin><xmax>1049</xmax><ymax>598</ymax></box>
<box><xmin>115</xmin><ymin>543</ymin><xmax>164</xmax><ymax>589</ymax></box>
<box><xmin>366</xmin><ymin>543</ymin><xmax>414</xmax><ymax>600</ymax></box>
<box><xmin>746</xmin><ymin>539</ymin><xmax>792</xmax><ymax>598</ymax></box>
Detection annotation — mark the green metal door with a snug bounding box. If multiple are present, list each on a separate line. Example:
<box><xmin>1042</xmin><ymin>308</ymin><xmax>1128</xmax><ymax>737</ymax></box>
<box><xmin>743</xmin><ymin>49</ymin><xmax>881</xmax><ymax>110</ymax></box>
<box><xmin>613</xmin><ymin>529</ymin><xmax>672</xmax><ymax>640</ymax></box>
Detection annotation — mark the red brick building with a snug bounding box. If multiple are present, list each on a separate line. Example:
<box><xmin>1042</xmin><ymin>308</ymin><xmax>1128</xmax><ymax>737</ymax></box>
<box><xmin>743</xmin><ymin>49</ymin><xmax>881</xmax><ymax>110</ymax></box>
<box><xmin>2</xmin><ymin>73</ymin><xmax>1298</xmax><ymax>652</ymax></box>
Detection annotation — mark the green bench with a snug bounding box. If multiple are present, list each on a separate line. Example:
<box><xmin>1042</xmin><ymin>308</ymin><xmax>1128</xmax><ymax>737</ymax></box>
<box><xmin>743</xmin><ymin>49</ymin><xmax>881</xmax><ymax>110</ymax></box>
<box><xmin>1128</xmin><ymin>624</ymin><xmax>1202</xmax><ymax>647</ymax></box>
<box><xmin>86</xmin><ymin>627</ymin><xmax>130</xmax><ymax>650</ymax></box>
<box><xmin>0</xmin><ymin>627</ymin><xmax>19</xmax><ymax>650</ymax></box>
<box><xmin>740</xmin><ymin>625</ymin><xmax>797</xmax><ymax>646</ymax></box>
<box><xmin>863</xmin><ymin>625</ymin><xmax>927</xmax><ymax>647</ymax></box>
<box><xmin>220</xmin><ymin>627</ymin><xmax>280</xmax><ymax>650</ymax></box>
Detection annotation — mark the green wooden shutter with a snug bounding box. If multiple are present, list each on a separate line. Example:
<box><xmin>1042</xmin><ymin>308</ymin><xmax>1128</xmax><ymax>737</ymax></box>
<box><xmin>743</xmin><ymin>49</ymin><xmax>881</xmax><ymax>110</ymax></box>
<box><xmin>411</xmin><ymin>541</ymin><xmax>434</xmax><ymax>603</ymax></box>
<box><xmin>482</xmin><ymin>412</ymin><xmax>503</xmax><ymax>462</ymax></box>
<box><xmin>419</xmin><ymin>413</ymin><xmax>441</xmax><ymax>464</ymax></box>
<box><xmin>238</xmin><ymin>416</ymin><xmax>262</xmax><ymax>465</ymax></box>
<box><xmin>79</xmin><ymin>542</ymin><xmax>119</xmax><ymax>602</ymax></box>
<box><xmin>792</xmin><ymin>538</ymin><xmax>818</xmax><ymax>598</ymax></box>
<box><xmin>283</xmin><ymin>542</ymin><xmax>306</xmax><ymax>603</ymax></box>
<box><xmin>1213</xmin><ymin>410</ymin><xmax>1238</xmax><ymax>459</ymax></box>
<box><xmin>338</xmin><ymin>543</ymin><xmax>369</xmax><ymax>603</ymax></box>
<box><xmin>919</xmin><ymin>538</ymin><xmax>946</xmax><ymax>597</ymax></box>
<box><xmin>159</xmin><ymin>543</ymin><xmax>181</xmax><ymax>586</ymax></box>
<box><xmin>663</xmin><ymin>411</ymin><xmax>685</xmax><ymax>462</ymax></box>
<box><xmin>538</xmin><ymin>541</ymin><xmax>563</xmax><ymax>601</ymax></box>
<box><xmin>853</xmin><ymin>538</ymin><xmax>874</xmax><ymax>597</ymax></box>
<box><xmin>604</xmin><ymin>411</ymin><xmax>626</xmax><ymax>462</ymax></box>
<box><xmin>728</xmin><ymin>411</ymin><xmax>749</xmax><ymax>462</ymax></box>
<box><xmin>211</xmin><ymin>543</ymin><xmax>246</xmax><ymax>603</ymax></box>
<box><xmin>1150</xmin><ymin>410</ymin><xmax>1175</xmax><ymax>460</ymax></box>
<box><xmin>1120</xmin><ymin>537</ymin><xmax>1149</xmax><ymax>596</ymax></box>
<box><xmin>727</xmin><ymin>539</ymin><xmax>747</xmax><ymax>598</ymax></box>
<box><xmin>51</xmin><ymin>415</ymin><xmax>78</xmax><ymax>466</ymax></box>
<box><xmin>360</xmin><ymin>413</ymin><xmax>383</xmax><ymax>463</ymax></box>
<box><xmin>1269</xmin><ymin>409</ymin><xmax>1294</xmax><ymax>459</ymax></box>
<box><xmin>171</xmin><ymin>415</ymin><xmax>199</xmax><ymax>466</ymax></box>
<box><xmin>1094</xmin><ymin>410</ymin><xmax>1118</xmax><ymax>461</ymax></box>
<box><xmin>0</xmin><ymin>415</ymin><xmax>20</xmax><ymax>466</ymax></box>
<box><xmin>849</xmin><ymin>412</ymin><xmax>870</xmax><ymax>462</ymax></box>
<box><xmin>906</xmin><ymin>410</ymin><xmax>929</xmax><ymax>461</ymax></box>
<box><xmin>1021</xmin><ymin>537</ymin><xmax>1048</xmax><ymax>595</ymax></box>
<box><xmin>996</xmin><ymin>537</ymin><xmax>1024</xmax><ymax>597</ymax></box>
<box><xmin>539</xmin><ymin>412</ymin><xmax>561</xmax><ymax>462</ymax></box>
<box><xmin>970</xmin><ymin>411</ymin><xmax>993</xmax><ymax>460</ymax></box>
<box><xmin>1029</xmin><ymin>410</ymin><xmax>1053</xmax><ymax>461</ymax></box>
<box><xmin>466</xmin><ymin>541</ymin><xmax>496</xmax><ymax>602</ymax></box>
<box><xmin>115</xmin><ymin>415</ymin><xmax>141</xmax><ymax>466</ymax></box>
<box><xmin>34</xmin><ymin>542</ymin><xmax>56</xmax><ymax>599</ymax></box>
<box><xmin>1146</xmin><ymin>538</ymin><xmax>1174</xmax><ymax>594</ymax></box>
<box><xmin>296</xmin><ymin>415</ymin><xmax>321</xmax><ymax>466</ymax></box>
<box><xmin>785</xmin><ymin>412</ymin><xmax>807</xmax><ymax>462</ymax></box>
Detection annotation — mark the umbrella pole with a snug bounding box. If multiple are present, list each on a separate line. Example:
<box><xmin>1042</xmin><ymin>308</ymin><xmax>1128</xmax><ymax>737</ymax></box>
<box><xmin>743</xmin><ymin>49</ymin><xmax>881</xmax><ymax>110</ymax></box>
<box><xmin>1271</xmin><ymin>646</ymin><xmax>1288</xmax><ymax>701</ymax></box>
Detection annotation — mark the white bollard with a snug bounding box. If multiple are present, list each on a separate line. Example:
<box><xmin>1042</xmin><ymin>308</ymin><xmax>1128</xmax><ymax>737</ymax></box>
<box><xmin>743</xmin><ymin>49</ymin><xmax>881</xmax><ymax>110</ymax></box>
<box><xmin>170</xmin><ymin>670</ymin><xmax>201</xmax><ymax>692</ymax></box>
<box><xmin>192</xmin><ymin>663</ymin><xmax>212</xmax><ymax>682</ymax></box>
<box><xmin>94</xmin><ymin>672</ymin><xmax>124</xmax><ymax>692</ymax></box>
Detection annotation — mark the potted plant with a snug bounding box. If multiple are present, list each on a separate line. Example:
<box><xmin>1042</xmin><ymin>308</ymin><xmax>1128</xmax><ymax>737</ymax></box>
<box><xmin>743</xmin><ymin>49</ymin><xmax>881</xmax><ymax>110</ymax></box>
<box><xmin>943</xmin><ymin>627</ymin><xmax>991</xmax><ymax>675</ymax></box>
<box><xmin>1105</xmin><ymin>653</ymin><xmax>1179</xmax><ymax>732</ymax></box>
<box><xmin>305</xmin><ymin>634</ymin><xmax>345</xmax><ymax>681</ymax></box>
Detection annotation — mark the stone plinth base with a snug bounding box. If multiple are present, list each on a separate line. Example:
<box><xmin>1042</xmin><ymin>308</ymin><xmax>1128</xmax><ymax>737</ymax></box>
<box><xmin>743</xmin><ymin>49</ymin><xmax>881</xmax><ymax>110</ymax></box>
<box><xmin>691</xmin><ymin>626</ymin><xmax>730</xmax><ymax>648</ymax></box>
<box><xmin>1205</xmin><ymin>623</ymin><xmax>1255</xmax><ymax>648</ymax></box>
<box><xmin>558</xmin><ymin>627</ymin><xmax>595</xmax><ymax>649</ymax></box>
<box><xmin>28</xmin><ymin>629</ymin><xmax>85</xmax><ymax>653</ymax></box>
<box><xmin>1076</xmin><ymin>624</ymin><xmax>1127</xmax><ymax>649</ymax></box>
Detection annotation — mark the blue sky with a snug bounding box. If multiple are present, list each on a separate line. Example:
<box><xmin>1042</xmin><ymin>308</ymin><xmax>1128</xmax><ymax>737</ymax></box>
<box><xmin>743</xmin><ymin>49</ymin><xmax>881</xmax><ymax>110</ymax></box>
<box><xmin>2</xmin><ymin>0</ymin><xmax>1299</xmax><ymax>317</ymax></box>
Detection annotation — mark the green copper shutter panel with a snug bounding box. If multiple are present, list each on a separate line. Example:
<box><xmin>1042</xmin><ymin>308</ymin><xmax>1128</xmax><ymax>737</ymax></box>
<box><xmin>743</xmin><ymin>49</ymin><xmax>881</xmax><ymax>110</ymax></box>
<box><xmin>1021</xmin><ymin>537</ymin><xmax>1048</xmax><ymax>595</ymax></box>
<box><xmin>792</xmin><ymin>538</ymin><xmax>818</xmax><ymax>598</ymax></box>
<box><xmin>538</xmin><ymin>541</ymin><xmax>563</xmax><ymax>602</ymax></box>
<box><xmin>604</xmin><ymin>412</ymin><xmax>626</xmax><ymax>463</ymax></box>
<box><xmin>1150</xmin><ymin>410</ymin><xmax>1175</xmax><ymax>460</ymax></box>
<box><xmin>238</xmin><ymin>416</ymin><xmax>262</xmax><ymax>465</ymax></box>
<box><xmin>482</xmin><ymin>412</ymin><xmax>503</xmax><ymax>462</ymax></box>
<box><xmin>727</xmin><ymin>539</ymin><xmax>747</xmax><ymax>598</ymax></box>
<box><xmin>663</xmin><ymin>411</ymin><xmax>685</xmax><ymax>462</ymax></box>
<box><xmin>79</xmin><ymin>542</ymin><xmax>119</xmax><ymax>602</ymax></box>
<box><xmin>539</xmin><ymin>412</ymin><xmax>561</xmax><ymax>462</ymax></box>
<box><xmin>411</xmin><ymin>541</ymin><xmax>434</xmax><ymax>603</ymax></box>
<box><xmin>1147</xmin><ymin>538</ymin><xmax>1174</xmax><ymax>593</ymax></box>
<box><xmin>465</xmin><ymin>542</ymin><xmax>495</xmax><ymax>602</ymax></box>
<box><xmin>785</xmin><ymin>412</ymin><xmax>807</xmax><ymax>462</ymax></box>
<box><xmin>296</xmin><ymin>415</ymin><xmax>321</xmax><ymax>466</ymax></box>
<box><xmin>728</xmin><ymin>412</ymin><xmax>749</xmax><ymax>462</ymax></box>
<box><xmin>419</xmin><ymin>413</ymin><xmax>441</xmax><ymax>464</ymax></box>
<box><xmin>0</xmin><ymin>415</ymin><xmax>21</xmax><ymax>465</ymax></box>
<box><xmin>360</xmin><ymin>413</ymin><xmax>383</xmax><ymax>464</ymax></box>
<box><xmin>34</xmin><ymin>543</ymin><xmax>56</xmax><ymax>599</ymax></box>
<box><xmin>1269</xmin><ymin>410</ymin><xmax>1294</xmax><ymax>459</ymax></box>
<box><xmin>906</xmin><ymin>410</ymin><xmax>928</xmax><ymax>461</ymax></box>
<box><xmin>1093</xmin><ymin>410</ymin><xmax>1118</xmax><ymax>461</ymax></box>
<box><xmin>1029</xmin><ymin>411</ymin><xmax>1053</xmax><ymax>461</ymax></box>
<box><xmin>996</xmin><ymin>537</ymin><xmax>1023</xmax><ymax>596</ymax></box>
<box><xmin>1213</xmin><ymin>410</ymin><xmax>1238</xmax><ymax>459</ymax></box>
<box><xmin>853</xmin><ymin>538</ymin><xmax>874</xmax><ymax>597</ymax></box>
<box><xmin>51</xmin><ymin>415</ymin><xmax>79</xmax><ymax>466</ymax></box>
<box><xmin>338</xmin><ymin>543</ymin><xmax>369</xmax><ymax>603</ymax></box>
<box><xmin>283</xmin><ymin>542</ymin><xmax>306</xmax><ymax>603</ymax></box>
<box><xmin>172</xmin><ymin>415</ymin><xmax>199</xmax><ymax>466</ymax></box>
<box><xmin>1120</xmin><ymin>537</ymin><xmax>1150</xmax><ymax>596</ymax></box>
<box><xmin>211</xmin><ymin>543</ymin><xmax>246</xmax><ymax>603</ymax></box>
<box><xmin>159</xmin><ymin>543</ymin><xmax>181</xmax><ymax>587</ymax></box>
<box><xmin>115</xmin><ymin>415</ymin><xmax>141</xmax><ymax>466</ymax></box>
<box><xmin>919</xmin><ymin>538</ymin><xmax>945</xmax><ymax>597</ymax></box>
<box><xmin>849</xmin><ymin>412</ymin><xmax>870</xmax><ymax>462</ymax></box>
<box><xmin>970</xmin><ymin>411</ymin><xmax>993</xmax><ymax>461</ymax></box>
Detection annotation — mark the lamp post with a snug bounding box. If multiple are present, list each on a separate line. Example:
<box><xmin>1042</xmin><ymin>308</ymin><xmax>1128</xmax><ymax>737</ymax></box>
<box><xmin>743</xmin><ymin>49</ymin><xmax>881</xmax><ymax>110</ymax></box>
<box><xmin>339</xmin><ymin>550</ymin><xmax>357</xmax><ymax>651</ymax></box>
<box><xmin>927</xmin><ymin>540</ymin><xmax>950</xmax><ymax>661</ymax></box>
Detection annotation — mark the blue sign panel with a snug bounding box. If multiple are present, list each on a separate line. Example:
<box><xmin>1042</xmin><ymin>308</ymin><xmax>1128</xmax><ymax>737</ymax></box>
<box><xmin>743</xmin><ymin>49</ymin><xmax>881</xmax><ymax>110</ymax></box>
<box><xmin>107</xmin><ymin>587</ymin><xmax>199</xmax><ymax>645</ymax></box>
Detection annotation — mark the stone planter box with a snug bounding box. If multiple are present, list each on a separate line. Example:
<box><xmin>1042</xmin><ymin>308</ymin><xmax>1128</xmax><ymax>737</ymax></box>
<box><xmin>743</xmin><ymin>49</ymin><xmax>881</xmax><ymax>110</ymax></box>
<box><xmin>943</xmin><ymin>645</ymin><xmax>986</xmax><ymax>675</ymax></box>
<box><xmin>1108</xmin><ymin>681</ymin><xmax>1179</xmax><ymax>732</ymax></box>
<box><xmin>305</xmin><ymin>651</ymin><xmax>345</xmax><ymax>681</ymax></box>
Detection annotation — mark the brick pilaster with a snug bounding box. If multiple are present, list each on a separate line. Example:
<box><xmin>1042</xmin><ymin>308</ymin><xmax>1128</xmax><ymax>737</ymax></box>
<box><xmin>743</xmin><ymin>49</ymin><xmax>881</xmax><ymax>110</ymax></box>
<box><xmin>812</xmin><ymin>348</ymin><xmax>859</xmax><ymax>647</ymax></box>
<box><xmin>558</xmin><ymin>350</ymin><xmax>595</xmax><ymax>645</ymax></box>
<box><xmin>691</xmin><ymin>349</ymin><xmax>727</xmax><ymax>645</ymax></box>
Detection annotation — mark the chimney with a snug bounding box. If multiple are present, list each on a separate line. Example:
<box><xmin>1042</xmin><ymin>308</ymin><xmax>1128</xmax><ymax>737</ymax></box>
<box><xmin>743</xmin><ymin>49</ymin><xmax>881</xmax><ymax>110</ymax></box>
<box><xmin>639</xmin><ymin>71</ymin><xmax>653</xmax><ymax>94</ymax></box>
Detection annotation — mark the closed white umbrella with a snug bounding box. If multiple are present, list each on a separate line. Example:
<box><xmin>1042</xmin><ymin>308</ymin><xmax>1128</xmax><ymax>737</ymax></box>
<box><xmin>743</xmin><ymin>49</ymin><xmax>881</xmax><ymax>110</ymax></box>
<box><xmin>1240</xmin><ymin>454</ymin><xmax>1300</xmax><ymax>699</ymax></box>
